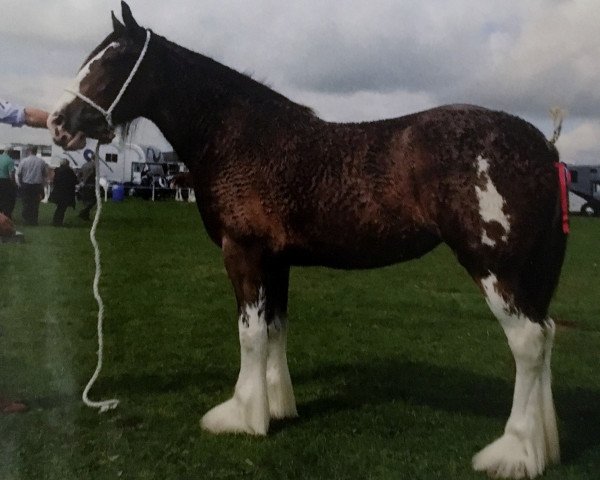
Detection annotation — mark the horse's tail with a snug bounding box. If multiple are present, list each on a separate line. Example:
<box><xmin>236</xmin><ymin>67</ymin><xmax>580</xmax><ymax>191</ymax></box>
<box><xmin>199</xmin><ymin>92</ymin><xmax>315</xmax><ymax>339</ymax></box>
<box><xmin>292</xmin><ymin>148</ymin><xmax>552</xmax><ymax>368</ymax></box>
<box><xmin>548</xmin><ymin>107</ymin><xmax>565</xmax><ymax>145</ymax></box>
<box><xmin>518</xmin><ymin>155</ymin><xmax>569</xmax><ymax>319</ymax></box>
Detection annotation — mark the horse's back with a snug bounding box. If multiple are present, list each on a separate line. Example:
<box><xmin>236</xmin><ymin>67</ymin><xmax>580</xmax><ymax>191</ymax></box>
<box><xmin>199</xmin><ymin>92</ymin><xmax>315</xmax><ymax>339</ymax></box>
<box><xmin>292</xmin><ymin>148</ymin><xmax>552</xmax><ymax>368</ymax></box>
<box><xmin>203</xmin><ymin>104</ymin><xmax>561</xmax><ymax>273</ymax></box>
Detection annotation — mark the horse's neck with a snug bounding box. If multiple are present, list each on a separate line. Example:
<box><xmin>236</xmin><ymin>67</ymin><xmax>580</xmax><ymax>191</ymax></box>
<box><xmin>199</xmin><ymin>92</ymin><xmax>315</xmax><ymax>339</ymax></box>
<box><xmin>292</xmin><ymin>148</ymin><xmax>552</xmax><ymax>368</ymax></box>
<box><xmin>143</xmin><ymin>41</ymin><xmax>243</xmax><ymax>163</ymax></box>
<box><xmin>144</xmin><ymin>58</ymin><xmax>214</xmax><ymax>160</ymax></box>
<box><xmin>144</xmin><ymin>38</ymin><xmax>311</xmax><ymax>166</ymax></box>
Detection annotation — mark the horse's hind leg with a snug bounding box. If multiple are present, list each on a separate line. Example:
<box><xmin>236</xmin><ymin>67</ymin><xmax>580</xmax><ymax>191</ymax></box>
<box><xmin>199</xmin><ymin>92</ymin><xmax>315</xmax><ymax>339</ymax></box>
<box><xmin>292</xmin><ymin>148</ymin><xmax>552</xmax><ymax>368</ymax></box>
<box><xmin>472</xmin><ymin>272</ymin><xmax>560</xmax><ymax>479</ymax></box>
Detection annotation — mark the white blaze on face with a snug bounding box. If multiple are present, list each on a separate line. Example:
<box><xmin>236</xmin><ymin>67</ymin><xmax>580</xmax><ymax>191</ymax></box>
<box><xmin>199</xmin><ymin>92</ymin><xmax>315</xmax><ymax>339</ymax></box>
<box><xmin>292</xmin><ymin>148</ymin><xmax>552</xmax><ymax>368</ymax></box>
<box><xmin>53</xmin><ymin>42</ymin><xmax>120</xmax><ymax>113</ymax></box>
<box><xmin>474</xmin><ymin>155</ymin><xmax>511</xmax><ymax>247</ymax></box>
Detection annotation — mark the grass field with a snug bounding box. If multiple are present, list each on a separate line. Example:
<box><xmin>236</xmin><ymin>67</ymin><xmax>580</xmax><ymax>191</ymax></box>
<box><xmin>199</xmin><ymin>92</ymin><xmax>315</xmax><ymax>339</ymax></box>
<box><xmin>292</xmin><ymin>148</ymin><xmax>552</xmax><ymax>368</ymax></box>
<box><xmin>1</xmin><ymin>199</ymin><xmax>599</xmax><ymax>480</ymax></box>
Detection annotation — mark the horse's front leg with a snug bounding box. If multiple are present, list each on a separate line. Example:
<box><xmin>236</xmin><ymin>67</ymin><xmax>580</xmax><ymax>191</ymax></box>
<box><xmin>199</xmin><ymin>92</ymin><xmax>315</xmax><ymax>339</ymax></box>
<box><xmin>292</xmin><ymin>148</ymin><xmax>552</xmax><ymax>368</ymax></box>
<box><xmin>201</xmin><ymin>238</ymin><xmax>269</xmax><ymax>435</ymax></box>
<box><xmin>264</xmin><ymin>263</ymin><xmax>298</xmax><ymax>420</ymax></box>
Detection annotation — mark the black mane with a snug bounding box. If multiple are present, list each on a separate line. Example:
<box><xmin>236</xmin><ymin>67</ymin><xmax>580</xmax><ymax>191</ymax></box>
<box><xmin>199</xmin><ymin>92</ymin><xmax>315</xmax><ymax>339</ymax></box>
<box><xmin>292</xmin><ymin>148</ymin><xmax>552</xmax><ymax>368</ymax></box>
<box><xmin>156</xmin><ymin>32</ymin><xmax>315</xmax><ymax>117</ymax></box>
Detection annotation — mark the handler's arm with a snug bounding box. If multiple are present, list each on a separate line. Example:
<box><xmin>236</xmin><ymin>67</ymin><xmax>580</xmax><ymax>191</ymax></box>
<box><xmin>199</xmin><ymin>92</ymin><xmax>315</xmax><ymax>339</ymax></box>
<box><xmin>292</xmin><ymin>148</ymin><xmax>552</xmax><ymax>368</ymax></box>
<box><xmin>24</xmin><ymin>108</ymin><xmax>50</xmax><ymax>128</ymax></box>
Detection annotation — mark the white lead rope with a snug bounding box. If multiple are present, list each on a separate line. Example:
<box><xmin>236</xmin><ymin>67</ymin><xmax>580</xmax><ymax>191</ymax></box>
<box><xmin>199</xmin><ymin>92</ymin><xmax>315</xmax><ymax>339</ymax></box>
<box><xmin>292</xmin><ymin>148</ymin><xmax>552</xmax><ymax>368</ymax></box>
<box><xmin>77</xmin><ymin>30</ymin><xmax>151</xmax><ymax>412</ymax></box>
<box><xmin>76</xmin><ymin>30</ymin><xmax>151</xmax><ymax>412</ymax></box>
<box><xmin>82</xmin><ymin>142</ymin><xmax>119</xmax><ymax>413</ymax></box>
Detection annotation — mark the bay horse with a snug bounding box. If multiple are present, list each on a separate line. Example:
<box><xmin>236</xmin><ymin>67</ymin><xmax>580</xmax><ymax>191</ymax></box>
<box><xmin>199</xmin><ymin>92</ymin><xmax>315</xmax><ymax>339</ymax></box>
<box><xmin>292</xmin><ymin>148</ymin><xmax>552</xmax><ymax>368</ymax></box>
<box><xmin>48</xmin><ymin>3</ymin><xmax>567</xmax><ymax>478</ymax></box>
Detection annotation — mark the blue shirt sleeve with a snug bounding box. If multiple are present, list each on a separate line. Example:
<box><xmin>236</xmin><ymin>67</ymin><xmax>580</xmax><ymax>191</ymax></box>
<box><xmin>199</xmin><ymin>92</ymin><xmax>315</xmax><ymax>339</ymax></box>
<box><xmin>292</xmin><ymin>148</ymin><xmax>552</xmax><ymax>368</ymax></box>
<box><xmin>0</xmin><ymin>99</ymin><xmax>26</xmax><ymax>127</ymax></box>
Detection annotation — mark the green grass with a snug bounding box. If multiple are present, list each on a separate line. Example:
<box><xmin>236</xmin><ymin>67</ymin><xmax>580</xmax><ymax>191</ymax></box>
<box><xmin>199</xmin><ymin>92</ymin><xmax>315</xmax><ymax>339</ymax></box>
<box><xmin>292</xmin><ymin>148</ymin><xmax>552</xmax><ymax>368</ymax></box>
<box><xmin>1</xmin><ymin>200</ymin><xmax>599</xmax><ymax>480</ymax></box>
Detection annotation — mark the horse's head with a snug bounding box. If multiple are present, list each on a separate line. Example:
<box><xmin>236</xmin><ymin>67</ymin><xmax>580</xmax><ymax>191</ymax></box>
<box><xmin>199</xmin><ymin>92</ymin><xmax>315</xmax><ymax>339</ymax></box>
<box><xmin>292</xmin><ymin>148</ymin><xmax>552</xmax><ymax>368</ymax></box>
<box><xmin>48</xmin><ymin>2</ymin><xmax>151</xmax><ymax>150</ymax></box>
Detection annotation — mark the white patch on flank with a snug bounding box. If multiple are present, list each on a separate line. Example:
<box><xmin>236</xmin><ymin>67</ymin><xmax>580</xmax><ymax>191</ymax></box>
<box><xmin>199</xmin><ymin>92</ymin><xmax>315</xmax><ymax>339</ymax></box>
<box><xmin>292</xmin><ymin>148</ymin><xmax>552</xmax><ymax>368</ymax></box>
<box><xmin>474</xmin><ymin>156</ymin><xmax>511</xmax><ymax>247</ymax></box>
<box><xmin>267</xmin><ymin>316</ymin><xmax>298</xmax><ymax>419</ymax></box>
<box><xmin>53</xmin><ymin>42</ymin><xmax>120</xmax><ymax>112</ymax></box>
<box><xmin>480</xmin><ymin>273</ymin><xmax>517</xmax><ymax>323</ymax></box>
<box><xmin>201</xmin><ymin>288</ymin><xmax>270</xmax><ymax>435</ymax></box>
<box><xmin>473</xmin><ymin>274</ymin><xmax>559</xmax><ymax>479</ymax></box>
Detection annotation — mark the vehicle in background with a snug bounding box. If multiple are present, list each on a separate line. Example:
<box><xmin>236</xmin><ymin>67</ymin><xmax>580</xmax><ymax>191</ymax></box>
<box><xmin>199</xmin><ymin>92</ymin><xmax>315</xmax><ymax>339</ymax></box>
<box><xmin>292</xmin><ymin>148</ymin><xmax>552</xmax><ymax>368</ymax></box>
<box><xmin>567</xmin><ymin>164</ymin><xmax>600</xmax><ymax>216</ymax></box>
<box><xmin>51</xmin><ymin>139</ymin><xmax>186</xmax><ymax>199</ymax></box>
<box><xmin>0</xmin><ymin>143</ymin><xmax>52</xmax><ymax>167</ymax></box>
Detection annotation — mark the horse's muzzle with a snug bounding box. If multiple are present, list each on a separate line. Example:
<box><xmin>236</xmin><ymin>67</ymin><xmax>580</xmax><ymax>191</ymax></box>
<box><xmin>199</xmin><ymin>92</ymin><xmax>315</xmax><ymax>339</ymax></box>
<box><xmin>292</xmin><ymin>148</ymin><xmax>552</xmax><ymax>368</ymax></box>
<box><xmin>47</xmin><ymin>112</ymin><xmax>114</xmax><ymax>150</ymax></box>
<box><xmin>48</xmin><ymin>113</ymin><xmax>84</xmax><ymax>150</ymax></box>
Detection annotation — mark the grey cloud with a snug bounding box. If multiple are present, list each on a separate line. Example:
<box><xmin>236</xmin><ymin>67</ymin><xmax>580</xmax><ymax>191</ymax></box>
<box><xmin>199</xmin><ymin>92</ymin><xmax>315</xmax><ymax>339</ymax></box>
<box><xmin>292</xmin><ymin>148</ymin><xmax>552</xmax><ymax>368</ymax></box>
<box><xmin>1</xmin><ymin>0</ymin><xmax>598</xmax><ymax>165</ymax></box>
<box><xmin>282</xmin><ymin>30</ymin><xmax>476</xmax><ymax>94</ymax></box>
<box><xmin>0</xmin><ymin>34</ymin><xmax>87</xmax><ymax>77</ymax></box>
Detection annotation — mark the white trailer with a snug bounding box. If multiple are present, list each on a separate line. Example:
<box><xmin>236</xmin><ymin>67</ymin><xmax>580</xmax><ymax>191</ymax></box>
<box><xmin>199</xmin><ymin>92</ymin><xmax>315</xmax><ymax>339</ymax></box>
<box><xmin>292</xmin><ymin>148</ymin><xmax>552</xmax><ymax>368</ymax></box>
<box><xmin>51</xmin><ymin>139</ymin><xmax>185</xmax><ymax>200</ymax></box>
<box><xmin>51</xmin><ymin>139</ymin><xmax>151</xmax><ymax>184</ymax></box>
<box><xmin>1</xmin><ymin>143</ymin><xmax>52</xmax><ymax>167</ymax></box>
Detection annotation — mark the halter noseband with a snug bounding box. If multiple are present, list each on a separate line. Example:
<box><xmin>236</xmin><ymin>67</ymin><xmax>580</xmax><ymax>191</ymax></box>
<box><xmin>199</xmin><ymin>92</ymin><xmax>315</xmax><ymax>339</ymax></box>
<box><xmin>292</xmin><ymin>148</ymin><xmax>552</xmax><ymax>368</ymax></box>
<box><xmin>65</xmin><ymin>29</ymin><xmax>151</xmax><ymax>128</ymax></box>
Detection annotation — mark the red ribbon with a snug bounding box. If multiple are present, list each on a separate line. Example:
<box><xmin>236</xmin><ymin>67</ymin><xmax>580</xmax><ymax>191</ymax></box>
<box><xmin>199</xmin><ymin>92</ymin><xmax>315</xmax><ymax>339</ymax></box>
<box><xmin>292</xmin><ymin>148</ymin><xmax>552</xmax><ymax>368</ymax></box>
<box><xmin>555</xmin><ymin>162</ymin><xmax>570</xmax><ymax>234</ymax></box>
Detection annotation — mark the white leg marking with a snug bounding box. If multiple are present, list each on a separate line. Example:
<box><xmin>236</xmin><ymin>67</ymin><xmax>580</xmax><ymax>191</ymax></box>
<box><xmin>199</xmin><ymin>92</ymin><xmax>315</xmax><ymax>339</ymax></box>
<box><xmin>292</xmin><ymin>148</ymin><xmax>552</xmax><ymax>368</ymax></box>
<box><xmin>475</xmin><ymin>156</ymin><xmax>511</xmax><ymax>247</ymax></box>
<box><xmin>267</xmin><ymin>316</ymin><xmax>298</xmax><ymax>419</ymax></box>
<box><xmin>473</xmin><ymin>274</ymin><xmax>559</xmax><ymax>479</ymax></box>
<box><xmin>201</xmin><ymin>288</ymin><xmax>270</xmax><ymax>435</ymax></box>
<box><xmin>541</xmin><ymin>318</ymin><xmax>560</xmax><ymax>465</ymax></box>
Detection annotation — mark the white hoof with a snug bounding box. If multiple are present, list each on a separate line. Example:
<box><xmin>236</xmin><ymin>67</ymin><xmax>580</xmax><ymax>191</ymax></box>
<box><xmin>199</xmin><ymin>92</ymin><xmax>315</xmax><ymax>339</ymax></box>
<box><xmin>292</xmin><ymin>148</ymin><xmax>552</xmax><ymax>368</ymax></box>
<box><xmin>472</xmin><ymin>433</ymin><xmax>545</xmax><ymax>479</ymax></box>
<box><xmin>201</xmin><ymin>397</ymin><xmax>268</xmax><ymax>435</ymax></box>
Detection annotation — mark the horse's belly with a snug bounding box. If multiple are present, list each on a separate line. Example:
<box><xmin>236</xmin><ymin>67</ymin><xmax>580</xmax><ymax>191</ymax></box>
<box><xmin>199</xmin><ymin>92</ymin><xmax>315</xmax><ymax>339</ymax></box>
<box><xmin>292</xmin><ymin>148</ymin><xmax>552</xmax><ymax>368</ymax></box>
<box><xmin>286</xmin><ymin>229</ymin><xmax>441</xmax><ymax>269</ymax></box>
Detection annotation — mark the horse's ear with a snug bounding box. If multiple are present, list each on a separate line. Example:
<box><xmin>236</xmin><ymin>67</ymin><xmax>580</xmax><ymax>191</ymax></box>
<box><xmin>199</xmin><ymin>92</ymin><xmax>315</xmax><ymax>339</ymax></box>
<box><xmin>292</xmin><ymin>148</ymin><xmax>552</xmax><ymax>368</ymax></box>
<box><xmin>121</xmin><ymin>1</ymin><xmax>140</xmax><ymax>31</ymax></box>
<box><xmin>111</xmin><ymin>11</ymin><xmax>126</xmax><ymax>35</ymax></box>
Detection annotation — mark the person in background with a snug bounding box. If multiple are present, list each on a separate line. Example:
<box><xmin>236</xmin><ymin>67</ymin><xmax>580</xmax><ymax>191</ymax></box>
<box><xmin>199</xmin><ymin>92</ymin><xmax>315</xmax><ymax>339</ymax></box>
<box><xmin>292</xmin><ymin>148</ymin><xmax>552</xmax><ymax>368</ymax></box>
<box><xmin>16</xmin><ymin>146</ymin><xmax>48</xmax><ymax>226</ymax></box>
<box><xmin>0</xmin><ymin>147</ymin><xmax>17</xmax><ymax>219</ymax></box>
<box><xmin>48</xmin><ymin>159</ymin><xmax>77</xmax><ymax>226</ymax></box>
<box><xmin>77</xmin><ymin>158</ymin><xmax>97</xmax><ymax>221</ymax></box>
<box><xmin>0</xmin><ymin>99</ymin><xmax>49</xmax><ymax>222</ymax></box>
<box><xmin>0</xmin><ymin>98</ymin><xmax>50</xmax><ymax>413</ymax></box>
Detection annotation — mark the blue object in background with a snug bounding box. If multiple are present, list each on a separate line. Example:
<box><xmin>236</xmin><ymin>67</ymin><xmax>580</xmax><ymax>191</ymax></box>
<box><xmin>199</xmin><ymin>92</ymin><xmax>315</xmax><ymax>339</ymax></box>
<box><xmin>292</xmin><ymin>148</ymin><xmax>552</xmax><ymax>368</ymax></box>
<box><xmin>111</xmin><ymin>183</ymin><xmax>125</xmax><ymax>202</ymax></box>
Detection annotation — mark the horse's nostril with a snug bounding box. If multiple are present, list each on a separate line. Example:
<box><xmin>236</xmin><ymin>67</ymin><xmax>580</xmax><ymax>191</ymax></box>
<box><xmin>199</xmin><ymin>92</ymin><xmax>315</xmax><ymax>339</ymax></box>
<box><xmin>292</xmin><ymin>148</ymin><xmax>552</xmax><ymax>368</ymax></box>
<box><xmin>53</xmin><ymin>114</ymin><xmax>64</xmax><ymax>127</ymax></box>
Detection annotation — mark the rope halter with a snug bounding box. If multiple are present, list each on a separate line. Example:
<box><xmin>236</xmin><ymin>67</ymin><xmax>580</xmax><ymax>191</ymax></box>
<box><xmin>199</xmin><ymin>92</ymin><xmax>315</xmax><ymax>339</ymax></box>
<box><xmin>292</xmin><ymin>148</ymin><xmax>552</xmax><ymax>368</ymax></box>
<box><xmin>65</xmin><ymin>29</ymin><xmax>151</xmax><ymax>128</ymax></box>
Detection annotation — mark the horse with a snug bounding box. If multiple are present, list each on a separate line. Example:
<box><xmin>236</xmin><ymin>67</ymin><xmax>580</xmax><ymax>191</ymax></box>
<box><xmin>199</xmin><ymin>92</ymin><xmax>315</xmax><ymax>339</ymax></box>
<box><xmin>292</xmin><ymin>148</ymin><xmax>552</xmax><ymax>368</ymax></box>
<box><xmin>48</xmin><ymin>3</ymin><xmax>568</xmax><ymax>478</ymax></box>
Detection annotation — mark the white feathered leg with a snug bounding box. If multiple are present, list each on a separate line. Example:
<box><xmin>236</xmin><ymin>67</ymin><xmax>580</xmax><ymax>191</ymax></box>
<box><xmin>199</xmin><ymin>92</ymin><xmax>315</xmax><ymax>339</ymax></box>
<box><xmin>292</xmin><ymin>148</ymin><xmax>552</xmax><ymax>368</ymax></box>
<box><xmin>267</xmin><ymin>316</ymin><xmax>298</xmax><ymax>419</ymax></box>
<box><xmin>201</xmin><ymin>290</ymin><xmax>270</xmax><ymax>435</ymax></box>
<box><xmin>541</xmin><ymin>318</ymin><xmax>560</xmax><ymax>465</ymax></box>
<box><xmin>473</xmin><ymin>274</ymin><xmax>559</xmax><ymax>479</ymax></box>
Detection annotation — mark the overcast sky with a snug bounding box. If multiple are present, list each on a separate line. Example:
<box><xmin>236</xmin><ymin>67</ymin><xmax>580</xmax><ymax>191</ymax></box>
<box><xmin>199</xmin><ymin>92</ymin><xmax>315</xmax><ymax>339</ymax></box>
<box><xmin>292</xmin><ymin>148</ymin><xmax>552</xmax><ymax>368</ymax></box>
<box><xmin>1</xmin><ymin>0</ymin><xmax>599</xmax><ymax>164</ymax></box>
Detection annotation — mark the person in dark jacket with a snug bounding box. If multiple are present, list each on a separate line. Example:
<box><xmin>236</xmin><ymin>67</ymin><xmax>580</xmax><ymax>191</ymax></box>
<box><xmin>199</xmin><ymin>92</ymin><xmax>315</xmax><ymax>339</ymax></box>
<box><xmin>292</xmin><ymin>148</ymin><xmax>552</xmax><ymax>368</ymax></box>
<box><xmin>49</xmin><ymin>159</ymin><xmax>77</xmax><ymax>226</ymax></box>
<box><xmin>77</xmin><ymin>158</ymin><xmax>96</xmax><ymax>221</ymax></box>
